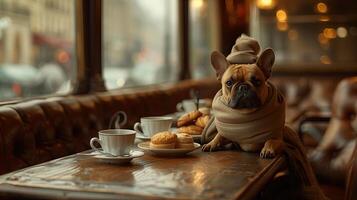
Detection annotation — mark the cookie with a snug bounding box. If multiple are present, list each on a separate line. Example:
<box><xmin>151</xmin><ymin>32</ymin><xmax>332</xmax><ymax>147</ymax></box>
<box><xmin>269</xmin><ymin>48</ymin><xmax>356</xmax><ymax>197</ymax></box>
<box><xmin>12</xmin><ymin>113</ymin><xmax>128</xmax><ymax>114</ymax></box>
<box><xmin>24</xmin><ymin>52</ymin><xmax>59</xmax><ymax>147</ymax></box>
<box><xmin>176</xmin><ymin>133</ymin><xmax>194</xmax><ymax>149</ymax></box>
<box><xmin>150</xmin><ymin>131</ymin><xmax>177</xmax><ymax>149</ymax></box>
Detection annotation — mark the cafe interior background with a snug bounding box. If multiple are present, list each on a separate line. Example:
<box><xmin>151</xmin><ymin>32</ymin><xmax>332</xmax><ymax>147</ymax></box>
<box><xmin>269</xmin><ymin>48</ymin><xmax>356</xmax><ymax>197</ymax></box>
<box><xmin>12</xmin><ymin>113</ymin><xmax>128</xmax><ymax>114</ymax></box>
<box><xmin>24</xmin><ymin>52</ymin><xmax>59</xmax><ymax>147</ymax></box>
<box><xmin>0</xmin><ymin>0</ymin><xmax>356</xmax><ymax>199</ymax></box>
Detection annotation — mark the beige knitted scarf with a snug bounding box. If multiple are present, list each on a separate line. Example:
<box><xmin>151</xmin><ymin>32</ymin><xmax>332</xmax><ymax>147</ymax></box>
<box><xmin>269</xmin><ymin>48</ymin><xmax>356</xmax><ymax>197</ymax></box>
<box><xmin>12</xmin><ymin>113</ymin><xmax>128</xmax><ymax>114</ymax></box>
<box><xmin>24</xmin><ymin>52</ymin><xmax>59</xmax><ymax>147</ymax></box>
<box><xmin>202</xmin><ymin>83</ymin><xmax>327</xmax><ymax>200</ymax></box>
<box><xmin>213</xmin><ymin>82</ymin><xmax>285</xmax><ymax>144</ymax></box>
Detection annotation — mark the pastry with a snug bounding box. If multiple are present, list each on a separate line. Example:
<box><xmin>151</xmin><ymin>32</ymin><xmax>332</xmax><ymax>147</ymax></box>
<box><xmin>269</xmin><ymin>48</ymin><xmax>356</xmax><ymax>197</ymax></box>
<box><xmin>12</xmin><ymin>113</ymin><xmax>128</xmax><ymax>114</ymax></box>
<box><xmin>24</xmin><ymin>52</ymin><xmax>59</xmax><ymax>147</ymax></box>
<box><xmin>176</xmin><ymin>133</ymin><xmax>194</xmax><ymax>149</ymax></box>
<box><xmin>178</xmin><ymin>125</ymin><xmax>203</xmax><ymax>135</ymax></box>
<box><xmin>177</xmin><ymin>110</ymin><xmax>202</xmax><ymax>127</ymax></box>
<box><xmin>150</xmin><ymin>131</ymin><xmax>177</xmax><ymax>149</ymax></box>
<box><xmin>195</xmin><ymin>115</ymin><xmax>210</xmax><ymax>128</ymax></box>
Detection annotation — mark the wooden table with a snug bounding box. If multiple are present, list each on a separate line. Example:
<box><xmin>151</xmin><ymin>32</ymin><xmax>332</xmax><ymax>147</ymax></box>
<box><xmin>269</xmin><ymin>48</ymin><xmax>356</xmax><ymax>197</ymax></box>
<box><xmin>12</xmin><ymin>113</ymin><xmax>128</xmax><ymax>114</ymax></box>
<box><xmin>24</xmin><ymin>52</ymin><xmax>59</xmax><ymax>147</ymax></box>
<box><xmin>0</xmin><ymin>149</ymin><xmax>285</xmax><ymax>200</ymax></box>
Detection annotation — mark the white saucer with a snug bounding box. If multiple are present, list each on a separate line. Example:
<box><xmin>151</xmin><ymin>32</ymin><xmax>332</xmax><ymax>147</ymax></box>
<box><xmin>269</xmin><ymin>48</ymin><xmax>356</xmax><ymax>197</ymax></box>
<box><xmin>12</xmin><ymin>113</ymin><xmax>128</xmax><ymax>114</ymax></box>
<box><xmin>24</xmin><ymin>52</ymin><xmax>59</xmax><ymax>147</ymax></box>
<box><xmin>137</xmin><ymin>142</ymin><xmax>200</xmax><ymax>156</ymax></box>
<box><xmin>93</xmin><ymin>150</ymin><xmax>144</xmax><ymax>164</ymax></box>
<box><xmin>136</xmin><ymin>133</ymin><xmax>151</xmax><ymax>140</ymax></box>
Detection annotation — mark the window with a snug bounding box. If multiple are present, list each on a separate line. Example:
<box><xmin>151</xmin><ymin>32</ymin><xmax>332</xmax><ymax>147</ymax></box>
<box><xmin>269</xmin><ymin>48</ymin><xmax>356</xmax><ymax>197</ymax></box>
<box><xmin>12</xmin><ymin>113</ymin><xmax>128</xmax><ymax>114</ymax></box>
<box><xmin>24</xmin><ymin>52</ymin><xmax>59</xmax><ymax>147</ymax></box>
<box><xmin>250</xmin><ymin>0</ymin><xmax>357</xmax><ymax>72</ymax></box>
<box><xmin>0</xmin><ymin>0</ymin><xmax>76</xmax><ymax>99</ymax></box>
<box><xmin>189</xmin><ymin>0</ymin><xmax>219</xmax><ymax>79</ymax></box>
<box><xmin>102</xmin><ymin>0</ymin><xmax>179</xmax><ymax>89</ymax></box>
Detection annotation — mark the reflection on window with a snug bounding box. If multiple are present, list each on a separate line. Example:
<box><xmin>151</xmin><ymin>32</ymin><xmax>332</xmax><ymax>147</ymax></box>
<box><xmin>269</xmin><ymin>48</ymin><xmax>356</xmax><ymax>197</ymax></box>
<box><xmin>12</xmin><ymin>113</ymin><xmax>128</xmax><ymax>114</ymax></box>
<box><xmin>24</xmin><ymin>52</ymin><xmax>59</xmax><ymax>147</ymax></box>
<box><xmin>250</xmin><ymin>0</ymin><xmax>357</xmax><ymax>71</ymax></box>
<box><xmin>0</xmin><ymin>0</ymin><xmax>75</xmax><ymax>99</ymax></box>
<box><xmin>103</xmin><ymin>0</ymin><xmax>178</xmax><ymax>89</ymax></box>
<box><xmin>189</xmin><ymin>0</ymin><xmax>219</xmax><ymax>79</ymax></box>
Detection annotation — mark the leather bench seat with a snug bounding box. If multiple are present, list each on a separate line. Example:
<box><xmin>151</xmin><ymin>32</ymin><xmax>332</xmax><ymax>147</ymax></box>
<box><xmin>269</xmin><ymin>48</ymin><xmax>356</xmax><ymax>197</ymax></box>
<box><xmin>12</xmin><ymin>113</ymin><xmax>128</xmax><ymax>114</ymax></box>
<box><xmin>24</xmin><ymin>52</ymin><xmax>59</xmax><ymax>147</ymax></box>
<box><xmin>0</xmin><ymin>78</ymin><xmax>220</xmax><ymax>175</ymax></box>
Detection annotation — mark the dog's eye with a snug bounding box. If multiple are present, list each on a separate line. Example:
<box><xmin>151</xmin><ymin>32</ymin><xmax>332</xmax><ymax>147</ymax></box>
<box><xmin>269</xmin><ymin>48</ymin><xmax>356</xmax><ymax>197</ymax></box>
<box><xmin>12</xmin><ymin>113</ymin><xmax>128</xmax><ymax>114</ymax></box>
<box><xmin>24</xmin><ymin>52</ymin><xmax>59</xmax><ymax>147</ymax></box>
<box><xmin>226</xmin><ymin>80</ymin><xmax>233</xmax><ymax>87</ymax></box>
<box><xmin>251</xmin><ymin>76</ymin><xmax>261</xmax><ymax>86</ymax></box>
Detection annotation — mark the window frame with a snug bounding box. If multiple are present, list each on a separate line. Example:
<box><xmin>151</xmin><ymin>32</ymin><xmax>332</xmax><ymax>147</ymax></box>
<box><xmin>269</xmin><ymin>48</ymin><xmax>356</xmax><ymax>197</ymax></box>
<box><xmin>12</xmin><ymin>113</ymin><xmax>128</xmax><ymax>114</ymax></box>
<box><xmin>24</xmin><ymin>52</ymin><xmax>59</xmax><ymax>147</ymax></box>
<box><xmin>76</xmin><ymin>0</ymin><xmax>191</xmax><ymax>94</ymax></box>
<box><xmin>0</xmin><ymin>0</ymin><xmax>191</xmax><ymax>104</ymax></box>
<box><xmin>0</xmin><ymin>0</ymin><xmax>253</xmax><ymax>104</ymax></box>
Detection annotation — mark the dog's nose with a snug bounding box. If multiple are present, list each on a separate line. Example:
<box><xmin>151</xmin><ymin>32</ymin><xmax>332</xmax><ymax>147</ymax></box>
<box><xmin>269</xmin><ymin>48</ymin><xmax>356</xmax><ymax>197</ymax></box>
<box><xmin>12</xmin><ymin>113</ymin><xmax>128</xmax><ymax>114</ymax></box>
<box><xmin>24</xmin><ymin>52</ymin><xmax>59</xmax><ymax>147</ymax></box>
<box><xmin>238</xmin><ymin>84</ymin><xmax>249</xmax><ymax>93</ymax></box>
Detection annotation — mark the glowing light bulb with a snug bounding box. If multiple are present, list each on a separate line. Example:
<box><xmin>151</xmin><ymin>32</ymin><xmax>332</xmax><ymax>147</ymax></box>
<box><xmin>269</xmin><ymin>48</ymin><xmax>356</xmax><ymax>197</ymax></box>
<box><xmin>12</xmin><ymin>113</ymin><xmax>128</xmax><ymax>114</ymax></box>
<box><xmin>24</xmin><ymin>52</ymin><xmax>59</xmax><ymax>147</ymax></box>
<box><xmin>316</xmin><ymin>2</ymin><xmax>328</xmax><ymax>13</ymax></box>
<box><xmin>319</xmin><ymin>15</ymin><xmax>330</xmax><ymax>22</ymax></box>
<box><xmin>256</xmin><ymin>0</ymin><xmax>275</xmax><ymax>10</ymax></box>
<box><xmin>276</xmin><ymin>9</ymin><xmax>287</xmax><ymax>22</ymax></box>
<box><xmin>191</xmin><ymin>0</ymin><xmax>204</xmax><ymax>9</ymax></box>
<box><xmin>336</xmin><ymin>27</ymin><xmax>348</xmax><ymax>38</ymax></box>
<box><xmin>323</xmin><ymin>28</ymin><xmax>336</xmax><ymax>39</ymax></box>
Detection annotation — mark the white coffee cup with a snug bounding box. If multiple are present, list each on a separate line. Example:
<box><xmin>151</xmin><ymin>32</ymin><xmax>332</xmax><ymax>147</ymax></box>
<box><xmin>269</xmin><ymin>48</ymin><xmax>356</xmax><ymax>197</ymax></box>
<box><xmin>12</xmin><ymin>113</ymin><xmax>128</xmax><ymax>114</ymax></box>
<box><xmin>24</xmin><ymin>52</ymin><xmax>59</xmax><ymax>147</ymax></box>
<box><xmin>176</xmin><ymin>99</ymin><xmax>210</xmax><ymax>112</ymax></box>
<box><xmin>134</xmin><ymin>117</ymin><xmax>173</xmax><ymax>137</ymax></box>
<box><xmin>90</xmin><ymin>129</ymin><xmax>136</xmax><ymax>156</ymax></box>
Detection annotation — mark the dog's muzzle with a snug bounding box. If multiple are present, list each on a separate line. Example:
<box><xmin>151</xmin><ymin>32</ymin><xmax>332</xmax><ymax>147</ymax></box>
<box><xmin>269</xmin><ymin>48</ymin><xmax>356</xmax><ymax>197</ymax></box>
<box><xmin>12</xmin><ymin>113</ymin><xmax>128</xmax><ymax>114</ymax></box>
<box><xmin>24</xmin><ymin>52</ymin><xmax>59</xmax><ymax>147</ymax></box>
<box><xmin>229</xmin><ymin>83</ymin><xmax>261</xmax><ymax>109</ymax></box>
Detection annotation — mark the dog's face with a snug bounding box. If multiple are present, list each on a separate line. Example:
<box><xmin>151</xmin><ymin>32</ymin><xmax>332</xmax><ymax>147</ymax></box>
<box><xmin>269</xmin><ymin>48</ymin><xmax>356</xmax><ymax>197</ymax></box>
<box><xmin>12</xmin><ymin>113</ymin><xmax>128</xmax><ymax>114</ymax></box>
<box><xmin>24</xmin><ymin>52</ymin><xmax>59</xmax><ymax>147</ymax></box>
<box><xmin>211</xmin><ymin>49</ymin><xmax>275</xmax><ymax>112</ymax></box>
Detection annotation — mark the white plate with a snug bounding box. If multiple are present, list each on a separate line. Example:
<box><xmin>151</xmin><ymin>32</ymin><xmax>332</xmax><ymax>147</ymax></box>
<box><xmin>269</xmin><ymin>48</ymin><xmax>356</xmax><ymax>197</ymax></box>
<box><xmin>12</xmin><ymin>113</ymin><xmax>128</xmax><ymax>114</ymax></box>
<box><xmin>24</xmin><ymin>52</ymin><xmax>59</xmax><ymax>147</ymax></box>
<box><xmin>93</xmin><ymin>150</ymin><xmax>144</xmax><ymax>164</ymax></box>
<box><xmin>137</xmin><ymin>142</ymin><xmax>201</xmax><ymax>156</ymax></box>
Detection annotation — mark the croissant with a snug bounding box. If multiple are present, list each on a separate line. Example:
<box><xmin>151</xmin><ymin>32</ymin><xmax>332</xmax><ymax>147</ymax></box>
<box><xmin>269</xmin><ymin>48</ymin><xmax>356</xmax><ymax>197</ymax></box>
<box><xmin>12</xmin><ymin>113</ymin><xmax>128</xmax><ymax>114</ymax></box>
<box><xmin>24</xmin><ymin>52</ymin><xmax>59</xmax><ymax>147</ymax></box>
<box><xmin>195</xmin><ymin>115</ymin><xmax>210</xmax><ymax>128</ymax></box>
<box><xmin>178</xmin><ymin>125</ymin><xmax>203</xmax><ymax>135</ymax></box>
<box><xmin>177</xmin><ymin>110</ymin><xmax>202</xmax><ymax>127</ymax></box>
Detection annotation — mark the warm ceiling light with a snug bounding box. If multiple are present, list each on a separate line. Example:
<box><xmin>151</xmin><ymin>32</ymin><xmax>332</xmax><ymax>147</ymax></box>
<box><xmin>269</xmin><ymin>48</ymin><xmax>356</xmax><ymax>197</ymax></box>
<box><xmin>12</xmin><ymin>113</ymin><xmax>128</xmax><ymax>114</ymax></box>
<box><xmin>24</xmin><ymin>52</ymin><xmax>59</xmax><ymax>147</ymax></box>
<box><xmin>323</xmin><ymin>28</ymin><xmax>336</xmax><ymax>39</ymax></box>
<box><xmin>191</xmin><ymin>0</ymin><xmax>204</xmax><ymax>9</ymax></box>
<box><xmin>256</xmin><ymin>0</ymin><xmax>275</xmax><ymax>10</ymax></box>
<box><xmin>276</xmin><ymin>9</ymin><xmax>287</xmax><ymax>22</ymax></box>
<box><xmin>337</xmin><ymin>27</ymin><xmax>348</xmax><ymax>38</ymax></box>
<box><xmin>316</xmin><ymin>2</ymin><xmax>328</xmax><ymax>13</ymax></box>
<box><xmin>319</xmin><ymin>15</ymin><xmax>330</xmax><ymax>22</ymax></box>
<box><xmin>276</xmin><ymin>22</ymin><xmax>288</xmax><ymax>31</ymax></box>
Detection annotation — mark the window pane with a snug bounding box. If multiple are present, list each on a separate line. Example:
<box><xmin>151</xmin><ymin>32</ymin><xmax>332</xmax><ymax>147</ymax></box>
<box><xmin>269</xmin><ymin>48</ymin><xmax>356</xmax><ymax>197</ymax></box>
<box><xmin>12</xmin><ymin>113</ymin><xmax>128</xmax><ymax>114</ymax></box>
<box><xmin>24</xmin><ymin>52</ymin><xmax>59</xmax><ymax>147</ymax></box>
<box><xmin>103</xmin><ymin>0</ymin><xmax>178</xmax><ymax>89</ymax></box>
<box><xmin>250</xmin><ymin>0</ymin><xmax>357</xmax><ymax>72</ymax></box>
<box><xmin>189</xmin><ymin>0</ymin><xmax>218</xmax><ymax>79</ymax></box>
<box><xmin>0</xmin><ymin>0</ymin><xmax>76</xmax><ymax>99</ymax></box>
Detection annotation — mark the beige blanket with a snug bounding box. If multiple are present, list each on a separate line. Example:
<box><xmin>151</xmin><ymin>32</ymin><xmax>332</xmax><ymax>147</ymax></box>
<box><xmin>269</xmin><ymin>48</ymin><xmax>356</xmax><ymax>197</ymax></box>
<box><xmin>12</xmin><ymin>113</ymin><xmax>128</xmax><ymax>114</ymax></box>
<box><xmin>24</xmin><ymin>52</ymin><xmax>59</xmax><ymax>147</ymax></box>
<box><xmin>201</xmin><ymin>83</ymin><xmax>327</xmax><ymax>200</ymax></box>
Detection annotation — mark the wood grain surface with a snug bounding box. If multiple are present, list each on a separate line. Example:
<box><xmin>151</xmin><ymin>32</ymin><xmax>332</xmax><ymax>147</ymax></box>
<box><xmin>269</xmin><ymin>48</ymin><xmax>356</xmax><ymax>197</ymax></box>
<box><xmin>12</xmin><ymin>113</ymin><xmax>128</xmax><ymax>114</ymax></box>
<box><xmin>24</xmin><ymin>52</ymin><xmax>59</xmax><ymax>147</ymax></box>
<box><xmin>0</xmin><ymin>149</ymin><xmax>285</xmax><ymax>200</ymax></box>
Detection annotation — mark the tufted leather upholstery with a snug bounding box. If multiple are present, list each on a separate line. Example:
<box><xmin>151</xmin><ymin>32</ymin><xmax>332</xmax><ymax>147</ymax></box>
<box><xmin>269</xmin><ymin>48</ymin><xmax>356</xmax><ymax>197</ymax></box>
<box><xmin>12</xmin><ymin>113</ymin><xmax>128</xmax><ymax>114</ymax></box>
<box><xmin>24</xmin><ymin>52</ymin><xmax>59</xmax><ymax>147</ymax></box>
<box><xmin>345</xmin><ymin>138</ymin><xmax>357</xmax><ymax>200</ymax></box>
<box><xmin>332</xmin><ymin>77</ymin><xmax>357</xmax><ymax>120</ymax></box>
<box><xmin>272</xmin><ymin>76</ymin><xmax>345</xmax><ymax>132</ymax></box>
<box><xmin>289</xmin><ymin>77</ymin><xmax>357</xmax><ymax>200</ymax></box>
<box><xmin>0</xmin><ymin>78</ymin><xmax>220</xmax><ymax>175</ymax></box>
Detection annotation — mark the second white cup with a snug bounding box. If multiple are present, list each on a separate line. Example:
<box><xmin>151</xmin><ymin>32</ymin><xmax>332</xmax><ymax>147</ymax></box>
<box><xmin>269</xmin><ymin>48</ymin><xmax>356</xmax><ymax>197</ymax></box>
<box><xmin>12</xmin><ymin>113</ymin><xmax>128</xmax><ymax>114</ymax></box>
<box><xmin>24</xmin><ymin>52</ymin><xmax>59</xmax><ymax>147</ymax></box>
<box><xmin>134</xmin><ymin>117</ymin><xmax>173</xmax><ymax>137</ymax></box>
<box><xmin>176</xmin><ymin>99</ymin><xmax>210</xmax><ymax>112</ymax></box>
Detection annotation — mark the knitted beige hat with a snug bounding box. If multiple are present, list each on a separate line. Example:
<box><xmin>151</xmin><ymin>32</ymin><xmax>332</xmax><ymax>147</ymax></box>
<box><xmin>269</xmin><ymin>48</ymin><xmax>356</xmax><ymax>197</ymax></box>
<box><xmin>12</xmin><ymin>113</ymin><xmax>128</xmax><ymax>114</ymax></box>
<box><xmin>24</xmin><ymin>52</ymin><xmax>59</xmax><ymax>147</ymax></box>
<box><xmin>226</xmin><ymin>34</ymin><xmax>261</xmax><ymax>64</ymax></box>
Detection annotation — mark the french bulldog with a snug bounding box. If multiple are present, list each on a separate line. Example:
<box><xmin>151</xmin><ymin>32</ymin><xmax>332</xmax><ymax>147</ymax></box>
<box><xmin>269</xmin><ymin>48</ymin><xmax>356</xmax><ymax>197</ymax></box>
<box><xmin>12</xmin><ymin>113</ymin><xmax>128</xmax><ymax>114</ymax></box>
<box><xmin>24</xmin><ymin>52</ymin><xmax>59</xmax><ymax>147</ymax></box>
<box><xmin>202</xmin><ymin>49</ymin><xmax>284</xmax><ymax>158</ymax></box>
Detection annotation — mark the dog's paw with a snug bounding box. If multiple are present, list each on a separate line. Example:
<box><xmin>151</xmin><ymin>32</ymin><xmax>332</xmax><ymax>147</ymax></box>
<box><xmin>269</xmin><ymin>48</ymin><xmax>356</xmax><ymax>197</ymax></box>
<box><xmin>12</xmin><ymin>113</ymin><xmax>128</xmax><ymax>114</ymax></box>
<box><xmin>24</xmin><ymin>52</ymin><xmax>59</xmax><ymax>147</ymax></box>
<box><xmin>260</xmin><ymin>139</ymin><xmax>283</xmax><ymax>159</ymax></box>
<box><xmin>260</xmin><ymin>146</ymin><xmax>276</xmax><ymax>159</ymax></box>
<box><xmin>202</xmin><ymin>142</ymin><xmax>219</xmax><ymax>152</ymax></box>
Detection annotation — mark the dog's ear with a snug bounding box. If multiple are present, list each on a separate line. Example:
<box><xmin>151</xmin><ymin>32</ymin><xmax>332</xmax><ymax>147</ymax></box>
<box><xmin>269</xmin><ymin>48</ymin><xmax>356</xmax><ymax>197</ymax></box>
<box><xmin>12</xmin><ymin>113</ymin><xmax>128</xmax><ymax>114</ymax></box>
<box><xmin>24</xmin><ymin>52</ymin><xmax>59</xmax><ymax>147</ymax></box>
<box><xmin>257</xmin><ymin>48</ymin><xmax>275</xmax><ymax>79</ymax></box>
<box><xmin>211</xmin><ymin>51</ymin><xmax>229</xmax><ymax>81</ymax></box>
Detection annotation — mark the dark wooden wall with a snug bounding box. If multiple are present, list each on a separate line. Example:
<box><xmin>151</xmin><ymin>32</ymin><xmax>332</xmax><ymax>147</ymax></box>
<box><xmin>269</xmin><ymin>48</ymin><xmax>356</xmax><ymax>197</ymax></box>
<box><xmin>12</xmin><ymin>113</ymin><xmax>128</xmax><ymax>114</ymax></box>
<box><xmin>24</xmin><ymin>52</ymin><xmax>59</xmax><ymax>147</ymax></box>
<box><xmin>218</xmin><ymin>0</ymin><xmax>249</xmax><ymax>56</ymax></box>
